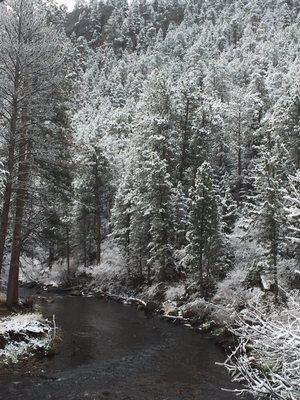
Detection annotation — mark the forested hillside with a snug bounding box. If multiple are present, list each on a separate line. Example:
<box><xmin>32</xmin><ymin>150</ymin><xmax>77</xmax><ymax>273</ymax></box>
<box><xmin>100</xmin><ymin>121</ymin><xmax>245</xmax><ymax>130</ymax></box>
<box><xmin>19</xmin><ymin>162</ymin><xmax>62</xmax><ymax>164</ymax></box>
<box><xmin>0</xmin><ymin>0</ymin><xmax>299</xmax><ymax>397</ymax></box>
<box><xmin>66</xmin><ymin>0</ymin><xmax>299</xmax><ymax>295</ymax></box>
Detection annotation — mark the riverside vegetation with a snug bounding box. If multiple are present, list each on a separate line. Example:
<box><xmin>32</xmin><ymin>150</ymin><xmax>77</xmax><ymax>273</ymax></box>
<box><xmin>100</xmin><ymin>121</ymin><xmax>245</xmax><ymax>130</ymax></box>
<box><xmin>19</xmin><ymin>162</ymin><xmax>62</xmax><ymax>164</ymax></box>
<box><xmin>0</xmin><ymin>0</ymin><xmax>299</xmax><ymax>398</ymax></box>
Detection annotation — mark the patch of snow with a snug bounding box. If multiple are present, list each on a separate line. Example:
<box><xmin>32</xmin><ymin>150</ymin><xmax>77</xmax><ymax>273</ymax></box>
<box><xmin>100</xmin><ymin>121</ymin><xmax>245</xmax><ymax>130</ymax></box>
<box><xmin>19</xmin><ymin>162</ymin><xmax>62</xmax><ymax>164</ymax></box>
<box><xmin>77</xmin><ymin>238</ymin><xmax>127</xmax><ymax>294</ymax></box>
<box><xmin>0</xmin><ymin>313</ymin><xmax>55</xmax><ymax>364</ymax></box>
<box><xmin>165</xmin><ymin>284</ymin><xmax>185</xmax><ymax>301</ymax></box>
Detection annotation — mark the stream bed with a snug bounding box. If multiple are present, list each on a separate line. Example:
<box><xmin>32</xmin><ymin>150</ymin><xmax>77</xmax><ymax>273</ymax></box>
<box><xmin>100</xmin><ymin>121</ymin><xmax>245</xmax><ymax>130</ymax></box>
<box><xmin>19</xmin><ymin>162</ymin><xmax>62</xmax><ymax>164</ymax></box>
<box><xmin>0</xmin><ymin>293</ymin><xmax>249</xmax><ymax>400</ymax></box>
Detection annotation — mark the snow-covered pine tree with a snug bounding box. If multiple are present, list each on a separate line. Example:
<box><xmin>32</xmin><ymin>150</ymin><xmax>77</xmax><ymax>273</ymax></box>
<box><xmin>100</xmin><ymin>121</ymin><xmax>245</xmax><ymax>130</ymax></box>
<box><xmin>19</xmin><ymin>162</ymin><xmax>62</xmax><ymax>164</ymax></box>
<box><xmin>127</xmin><ymin>72</ymin><xmax>176</xmax><ymax>283</ymax></box>
<box><xmin>284</xmin><ymin>172</ymin><xmax>300</xmax><ymax>262</ymax></box>
<box><xmin>250</xmin><ymin>133</ymin><xmax>292</xmax><ymax>296</ymax></box>
<box><xmin>186</xmin><ymin>161</ymin><xmax>221</xmax><ymax>298</ymax></box>
<box><xmin>172</xmin><ymin>182</ymin><xmax>189</xmax><ymax>249</ymax></box>
<box><xmin>0</xmin><ymin>0</ymin><xmax>69</xmax><ymax>307</ymax></box>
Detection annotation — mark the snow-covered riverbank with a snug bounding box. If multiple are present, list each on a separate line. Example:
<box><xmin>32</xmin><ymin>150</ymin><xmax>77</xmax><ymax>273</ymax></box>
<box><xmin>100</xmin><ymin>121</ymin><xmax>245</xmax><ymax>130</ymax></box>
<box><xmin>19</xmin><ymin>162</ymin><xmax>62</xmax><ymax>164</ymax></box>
<box><xmin>17</xmin><ymin>234</ymin><xmax>300</xmax><ymax>399</ymax></box>
<box><xmin>0</xmin><ymin>312</ymin><xmax>57</xmax><ymax>364</ymax></box>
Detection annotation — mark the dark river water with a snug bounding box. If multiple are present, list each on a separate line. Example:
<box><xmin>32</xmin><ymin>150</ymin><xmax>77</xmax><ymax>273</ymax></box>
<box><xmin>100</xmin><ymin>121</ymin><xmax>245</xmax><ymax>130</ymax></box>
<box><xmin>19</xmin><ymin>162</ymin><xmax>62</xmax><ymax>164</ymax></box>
<box><xmin>0</xmin><ymin>293</ymin><xmax>248</xmax><ymax>400</ymax></box>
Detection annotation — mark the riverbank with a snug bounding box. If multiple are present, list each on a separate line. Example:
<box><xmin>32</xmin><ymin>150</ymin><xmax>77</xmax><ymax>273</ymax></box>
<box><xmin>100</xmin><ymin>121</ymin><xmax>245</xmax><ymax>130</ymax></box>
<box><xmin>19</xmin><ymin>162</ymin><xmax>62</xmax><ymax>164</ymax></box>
<box><xmin>0</xmin><ymin>292</ymin><xmax>250</xmax><ymax>400</ymax></box>
<box><xmin>16</xmin><ymin>234</ymin><xmax>299</xmax><ymax>398</ymax></box>
<box><xmin>77</xmin><ymin>285</ymin><xmax>237</xmax><ymax>350</ymax></box>
<box><xmin>0</xmin><ymin>296</ymin><xmax>58</xmax><ymax>365</ymax></box>
<box><xmin>19</xmin><ymin>280</ymin><xmax>240</xmax><ymax>351</ymax></box>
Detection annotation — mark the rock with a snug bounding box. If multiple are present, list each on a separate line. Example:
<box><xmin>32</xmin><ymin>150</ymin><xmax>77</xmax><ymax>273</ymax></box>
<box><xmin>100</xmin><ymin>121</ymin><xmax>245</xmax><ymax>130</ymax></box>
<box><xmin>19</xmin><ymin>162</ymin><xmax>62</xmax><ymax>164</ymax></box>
<box><xmin>163</xmin><ymin>301</ymin><xmax>179</xmax><ymax>317</ymax></box>
<box><xmin>166</xmin><ymin>308</ymin><xmax>179</xmax><ymax>317</ymax></box>
<box><xmin>260</xmin><ymin>273</ymin><xmax>275</xmax><ymax>291</ymax></box>
<box><xmin>127</xmin><ymin>297</ymin><xmax>147</xmax><ymax>308</ymax></box>
<box><xmin>70</xmin><ymin>290</ymin><xmax>82</xmax><ymax>296</ymax></box>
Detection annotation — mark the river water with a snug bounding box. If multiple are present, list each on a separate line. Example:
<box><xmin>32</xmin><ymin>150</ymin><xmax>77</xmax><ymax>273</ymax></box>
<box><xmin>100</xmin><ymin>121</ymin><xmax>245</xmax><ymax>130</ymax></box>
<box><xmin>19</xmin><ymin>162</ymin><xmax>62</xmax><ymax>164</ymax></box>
<box><xmin>0</xmin><ymin>294</ymin><xmax>248</xmax><ymax>400</ymax></box>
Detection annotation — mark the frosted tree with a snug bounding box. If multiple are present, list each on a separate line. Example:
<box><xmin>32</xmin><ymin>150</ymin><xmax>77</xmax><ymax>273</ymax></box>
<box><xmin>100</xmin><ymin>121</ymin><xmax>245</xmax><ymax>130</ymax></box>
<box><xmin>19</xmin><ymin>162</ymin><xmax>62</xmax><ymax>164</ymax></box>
<box><xmin>145</xmin><ymin>148</ymin><xmax>174</xmax><ymax>282</ymax></box>
<box><xmin>186</xmin><ymin>161</ymin><xmax>221</xmax><ymax>297</ymax></box>
<box><xmin>220</xmin><ymin>184</ymin><xmax>237</xmax><ymax>235</ymax></box>
<box><xmin>284</xmin><ymin>172</ymin><xmax>300</xmax><ymax>262</ymax></box>
<box><xmin>270</xmin><ymin>82</ymin><xmax>300</xmax><ymax>170</ymax></box>
<box><xmin>0</xmin><ymin>0</ymin><xmax>68</xmax><ymax>307</ymax></box>
<box><xmin>250</xmin><ymin>134</ymin><xmax>291</xmax><ymax>297</ymax></box>
<box><xmin>123</xmin><ymin>72</ymin><xmax>177</xmax><ymax>282</ymax></box>
<box><xmin>172</xmin><ymin>182</ymin><xmax>189</xmax><ymax>248</ymax></box>
<box><xmin>173</xmin><ymin>69</ymin><xmax>205</xmax><ymax>184</ymax></box>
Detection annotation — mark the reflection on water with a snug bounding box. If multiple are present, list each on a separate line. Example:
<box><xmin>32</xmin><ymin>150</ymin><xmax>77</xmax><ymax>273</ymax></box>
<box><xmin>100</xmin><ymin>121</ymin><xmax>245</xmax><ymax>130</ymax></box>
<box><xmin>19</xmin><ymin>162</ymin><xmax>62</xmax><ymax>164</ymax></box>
<box><xmin>0</xmin><ymin>294</ymin><xmax>248</xmax><ymax>400</ymax></box>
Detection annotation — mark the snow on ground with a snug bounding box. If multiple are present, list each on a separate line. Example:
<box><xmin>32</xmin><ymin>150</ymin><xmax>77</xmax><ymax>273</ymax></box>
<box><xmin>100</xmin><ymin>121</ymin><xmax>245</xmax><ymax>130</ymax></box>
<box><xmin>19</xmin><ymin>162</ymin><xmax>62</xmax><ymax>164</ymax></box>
<box><xmin>165</xmin><ymin>284</ymin><xmax>185</xmax><ymax>301</ymax></box>
<box><xmin>18</xmin><ymin>255</ymin><xmax>65</xmax><ymax>287</ymax></box>
<box><xmin>16</xmin><ymin>238</ymin><xmax>127</xmax><ymax>292</ymax></box>
<box><xmin>0</xmin><ymin>313</ymin><xmax>56</xmax><ymax>364</ymax></box>
<box><xmin>77</xmin><ymin>238</ymin><xmax>127</xmax><ymax>294</ymax></box>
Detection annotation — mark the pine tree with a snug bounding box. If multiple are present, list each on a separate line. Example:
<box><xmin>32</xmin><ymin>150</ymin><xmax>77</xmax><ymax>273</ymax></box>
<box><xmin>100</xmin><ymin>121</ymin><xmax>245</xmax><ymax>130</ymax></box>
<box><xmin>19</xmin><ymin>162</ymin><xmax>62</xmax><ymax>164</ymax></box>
<box><xmin>172</xmin><ymin>182</ymin><xmax>188</xmax><ymax>248</ymax></box>
<box><xmin>186</xmin><ymin>161</ymin><xmax>220</xmax><ymax>297</ymax></box>
<box><xmin>0</xmin><ymin>0</ymin><xmax>69</xmax><ymax>307</ymax></box>
<box><xmin>251</xmin><ymin>134</ymin><xmax>291</xmax><ymax>296</ymax></box>
<box><xmin>284</xmin><ymin>172</ymin><xmax>300</xmax><ymax>262</ymax></box>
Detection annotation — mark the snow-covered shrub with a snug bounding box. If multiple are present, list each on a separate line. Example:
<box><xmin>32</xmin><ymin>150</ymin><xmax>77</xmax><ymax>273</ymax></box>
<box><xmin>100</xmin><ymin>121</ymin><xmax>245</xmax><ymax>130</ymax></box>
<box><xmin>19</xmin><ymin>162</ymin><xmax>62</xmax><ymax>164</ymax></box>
<box><xmin>165</xmin><ymin>284</ymin><xmax>185</xmax><ymax>301</ymax></box>
<box><xmin>19</xmin><ymin>255</ymin><xmax>68</xmax><ymax>287</ymax></box>
<box><xmin>222</xmin><ymin>293</ymin><xmax>300</xmax><ymax>400</ymax></box>
<box><xmin>77</xmin><ymin>238</ymin><xmax>127</xmax><ymax>294</ymax></box>
<box><xmin>0</xmin><ymin>313</ymin><xmax>57</xmax><ymax>364</ymax></box>
<box><xmin>141</xmin><ymin>282</ymin><xmax>167</xmax><ymax>303</ymax></box>
<box><xmin>180</xmin><ymin>298</ymin><xmax>213</xmax><ymax>319</ymax></box>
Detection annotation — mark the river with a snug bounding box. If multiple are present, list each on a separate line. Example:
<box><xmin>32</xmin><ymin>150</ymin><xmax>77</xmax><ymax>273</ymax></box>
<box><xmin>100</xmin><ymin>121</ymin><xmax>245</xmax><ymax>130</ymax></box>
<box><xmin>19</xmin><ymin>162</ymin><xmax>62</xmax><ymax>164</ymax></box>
<box><xmin>0</xmin><ymin>293</ymin><xmax>249</xmax><ymax>400</ymax></box>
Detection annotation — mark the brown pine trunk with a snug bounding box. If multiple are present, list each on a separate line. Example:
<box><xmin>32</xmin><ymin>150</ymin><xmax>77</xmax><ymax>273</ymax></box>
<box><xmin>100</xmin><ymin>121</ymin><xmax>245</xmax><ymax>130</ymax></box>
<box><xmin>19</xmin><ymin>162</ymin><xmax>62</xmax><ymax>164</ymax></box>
<box><xmin>66</xmin><ymin>226</ymin><xmax>70</xmax><ymax>276</ymax></box>
<box><xmin>82</xmin><ymin>211</ymin><xmax>87</xmax><ymax>268</ymax></box>
<box><xmin>6</xmin><ymin>128</ymin><xmax>30</xmax><ymax>309</ymax></box>
<box><xmin>94</xmin><ymin>156</ymin><xmax>101</xmax><ymax>265</ymax></box>
<box><xmin>0</xmin><ymin>140</ymin><xmax>16</xmax><ymax>276</ymax></box>
<box><xmin>0</xmin><ymin>7</ymin><xmax>22</xmax><ymax>278</ymax></box>
<box><xmin>0</xmin><ymin>102</ymin><xmax>19</xmax><ymax>277</ymax></box>
<box><xmin>95</xmin><ymin>207</ymin><xmax>101</xmax><ymax>265</ymax></box>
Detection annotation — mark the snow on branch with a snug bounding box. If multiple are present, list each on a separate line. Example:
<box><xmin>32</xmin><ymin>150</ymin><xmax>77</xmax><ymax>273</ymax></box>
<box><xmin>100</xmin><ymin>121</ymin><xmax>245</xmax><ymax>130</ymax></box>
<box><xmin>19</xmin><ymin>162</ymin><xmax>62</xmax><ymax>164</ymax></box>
<box><xmin>220</xmin><ymin>295</ymin><xmax>300</xmax><ymax>399</ymax></box>
<box><xmin>284</xmin><ymin>173</ymin><xmax>300</xmax><ymax>245</ymax></box>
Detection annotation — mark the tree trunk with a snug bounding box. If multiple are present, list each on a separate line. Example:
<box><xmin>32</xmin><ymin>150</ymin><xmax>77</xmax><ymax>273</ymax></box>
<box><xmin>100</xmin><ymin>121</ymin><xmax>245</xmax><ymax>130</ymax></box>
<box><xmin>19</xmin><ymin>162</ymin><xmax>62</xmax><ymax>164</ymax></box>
<box><xmin>48</xmin><ymin>243</ymin><xmax>54</xmax><ymax>270</ymax></box>
<box><xmin>0</xmin><ymin>139</ymin><xmax>16</xmax><ymax>276</ymax></box>
<box><xmin>236</xmin><ymin>111</ymin><xmax>242</xmax><ymax>205</ymax></box>
<box><xmin>6</xmin><ymin>128</ymin><xmax>30</xmax><ymax>309</ymax></box>
<box><xmin>66</xmin><ymin>226</ymin><xmax>70</xmax><ymax>276</ymax></box>
<box><xmin>147</xmin><ymin>261</ymin><xmax>151</xmax><ymax>286</ymax></box>
<box><xmin>0</xmin><ymin>105</ymin><xmax>18</xmax><ymax>277</ymax></box>
<box><xmin>94</xmin><ymin>156</ymin><xmax>101</xmax><ymax>265</ymax></box>
<box><xmin>0</xmin><ymin>8</ymin><xmax>22</xmax><ymax>278</ymax></box>
<box><xmin>82</xmin><ymin>211</ymin><xmax>87</xmax><ymax>268</ymax></box>
<box><xmin>179</xmin><ymin>98</ymin><xmax>190</xmax><ymax>181</ymax></box>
